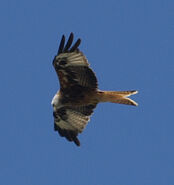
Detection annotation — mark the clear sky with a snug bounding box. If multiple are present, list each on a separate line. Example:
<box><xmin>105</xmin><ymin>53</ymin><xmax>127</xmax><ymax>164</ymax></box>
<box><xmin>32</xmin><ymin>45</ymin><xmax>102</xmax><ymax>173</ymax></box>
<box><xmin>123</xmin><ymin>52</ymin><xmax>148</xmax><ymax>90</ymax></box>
<box><xmin>1</xmin><ymin>0</ymin><xmax>174</xmax><ymax>185</ymax></box>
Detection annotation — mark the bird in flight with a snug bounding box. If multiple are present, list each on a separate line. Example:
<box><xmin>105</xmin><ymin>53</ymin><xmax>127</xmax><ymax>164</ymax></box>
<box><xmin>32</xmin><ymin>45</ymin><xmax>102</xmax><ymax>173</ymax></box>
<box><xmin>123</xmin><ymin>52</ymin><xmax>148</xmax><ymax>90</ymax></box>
<box><xmin>52</xmin><ymin>33</ymin><xmax>138</xmax><ymax>146</ymax></box>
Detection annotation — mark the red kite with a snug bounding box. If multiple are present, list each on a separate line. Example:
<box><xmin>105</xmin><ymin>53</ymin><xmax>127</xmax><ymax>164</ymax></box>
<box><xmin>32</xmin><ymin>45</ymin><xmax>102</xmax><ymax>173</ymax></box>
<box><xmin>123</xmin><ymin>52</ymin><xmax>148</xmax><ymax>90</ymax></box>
<box><xmin>52</xmin><ymin>33</ymin><xmax>138</xmax><ymax>146</ymax></box>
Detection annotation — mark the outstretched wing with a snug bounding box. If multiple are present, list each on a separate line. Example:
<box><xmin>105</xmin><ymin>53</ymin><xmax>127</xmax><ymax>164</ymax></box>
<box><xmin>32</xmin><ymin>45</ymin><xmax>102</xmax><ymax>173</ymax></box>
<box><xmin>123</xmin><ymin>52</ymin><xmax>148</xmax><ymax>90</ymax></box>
<box><xmin>53</xmin><ymin>33</ymin><xmax>98</xmax><ymax>98</ymax></box>
<box><xmin>53</xmin><ymin>104</ymin><xmax>97</xmax><ymax>146</ymax></box>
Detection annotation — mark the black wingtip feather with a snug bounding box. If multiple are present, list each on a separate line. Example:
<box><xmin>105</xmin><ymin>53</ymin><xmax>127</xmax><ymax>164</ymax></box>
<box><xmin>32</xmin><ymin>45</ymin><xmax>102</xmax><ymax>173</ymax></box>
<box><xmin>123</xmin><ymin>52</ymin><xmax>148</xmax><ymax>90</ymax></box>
<box><xmin>70</xmin><ymin>38</ymin><xmax>81</xmax><ymax>52</ymax></box>
<box><xmin>74</xmin><ymin>137</ymin><xmax>80</xmax><ymax>146</ymax></box>
<box><xmin>58</xmin><ymin>35</ymin><xmax>65</xmax><ymax>54</ymax></box>
<box><xmin>64</xmin><ymin>33</ymin><xmax>74</xmax><ymax>52</ymax></box>
<box><xmin>66</xmin><ymin>131</ymin><xmax>81</xmax><ymax>146</ymax></box>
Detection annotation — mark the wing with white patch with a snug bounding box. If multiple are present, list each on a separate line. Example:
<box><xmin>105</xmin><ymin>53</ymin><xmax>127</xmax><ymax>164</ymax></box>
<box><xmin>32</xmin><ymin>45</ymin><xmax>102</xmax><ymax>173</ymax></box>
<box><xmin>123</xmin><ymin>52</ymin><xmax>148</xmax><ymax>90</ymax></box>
<box><xmin>53</xmin><ymin>33</ymin><xmax>98</xmax><ymax>95</ymax></box>
<box><xmin>53</xmin><ymin>104</ymin><xmax>97</xmax><ymax>146</ymax></box>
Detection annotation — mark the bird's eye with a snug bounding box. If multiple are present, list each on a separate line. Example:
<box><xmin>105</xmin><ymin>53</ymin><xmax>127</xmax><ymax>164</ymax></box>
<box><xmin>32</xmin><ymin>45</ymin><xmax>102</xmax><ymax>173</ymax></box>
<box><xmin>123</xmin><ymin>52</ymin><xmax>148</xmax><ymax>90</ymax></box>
<box><xmin>59</xmin><ymin>60</ymin><xmax>67</xmax><ymax>65</ymax></box>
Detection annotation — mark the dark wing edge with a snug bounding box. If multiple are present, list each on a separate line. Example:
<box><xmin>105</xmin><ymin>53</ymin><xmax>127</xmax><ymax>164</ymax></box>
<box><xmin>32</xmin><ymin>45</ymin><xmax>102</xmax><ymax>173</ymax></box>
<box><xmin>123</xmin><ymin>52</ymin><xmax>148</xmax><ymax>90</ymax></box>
<box><xmin>54</xmin><ymin>123</ymin><xmax>80</xmax><ymax>146</ymax></box>
<box><xmin>53</xmin><ymin>104</ymin><xmax>97</xmax><ymax>146</ymax></box>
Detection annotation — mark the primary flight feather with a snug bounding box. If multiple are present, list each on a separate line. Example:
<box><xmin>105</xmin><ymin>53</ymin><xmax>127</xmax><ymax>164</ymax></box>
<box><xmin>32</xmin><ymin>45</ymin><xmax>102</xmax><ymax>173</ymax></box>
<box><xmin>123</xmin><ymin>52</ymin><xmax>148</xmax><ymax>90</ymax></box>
<box><xmin>52</xmin><ymin>33</ymin><xmax>138</xmax><ymax>146</ymax></box>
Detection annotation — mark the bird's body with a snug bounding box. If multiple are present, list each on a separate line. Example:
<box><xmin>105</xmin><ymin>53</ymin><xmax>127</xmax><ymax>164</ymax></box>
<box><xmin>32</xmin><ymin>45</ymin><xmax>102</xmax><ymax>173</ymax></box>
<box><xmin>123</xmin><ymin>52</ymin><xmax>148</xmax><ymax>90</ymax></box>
<box><xmin>52</xmin><ymin>33</ymin><xmax>138</xmax><ymax>146</ymax></box>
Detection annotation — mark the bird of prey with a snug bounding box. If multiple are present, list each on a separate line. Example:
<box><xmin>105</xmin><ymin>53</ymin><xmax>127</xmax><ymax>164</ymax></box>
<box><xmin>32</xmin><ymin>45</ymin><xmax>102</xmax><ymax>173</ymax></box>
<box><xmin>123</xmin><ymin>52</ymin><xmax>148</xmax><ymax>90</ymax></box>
<box><xmin>52</xmin><ymin>33</ymin><xmax>138</xmax><ymax>146</ymax></box>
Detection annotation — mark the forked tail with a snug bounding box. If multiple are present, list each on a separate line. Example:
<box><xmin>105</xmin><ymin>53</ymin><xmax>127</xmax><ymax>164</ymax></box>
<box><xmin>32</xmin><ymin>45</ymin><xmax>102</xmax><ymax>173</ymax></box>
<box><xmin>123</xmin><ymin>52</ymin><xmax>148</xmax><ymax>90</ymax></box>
<box><xmin>97</xmin><ymin>90</ymin><xmax>138</xmax><ymax>106</ymax></box>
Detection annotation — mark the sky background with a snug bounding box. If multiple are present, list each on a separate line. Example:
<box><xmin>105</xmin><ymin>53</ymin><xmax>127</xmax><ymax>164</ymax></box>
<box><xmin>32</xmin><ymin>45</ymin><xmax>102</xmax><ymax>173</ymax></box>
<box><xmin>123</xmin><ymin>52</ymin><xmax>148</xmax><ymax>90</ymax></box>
<box><xmin>1</xmin><ymin>0</ymin><xmax>174</xmax><ymax>185</ymax></box>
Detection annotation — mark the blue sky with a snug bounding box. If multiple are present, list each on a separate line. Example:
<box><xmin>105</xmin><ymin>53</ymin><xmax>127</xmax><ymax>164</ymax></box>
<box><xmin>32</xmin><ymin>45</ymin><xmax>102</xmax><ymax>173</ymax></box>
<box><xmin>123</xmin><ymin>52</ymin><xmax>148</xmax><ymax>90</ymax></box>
<box><xmin>1</xmin><ymin>0</ymin><xmax>174</xmax><ymax>185</ymax></box>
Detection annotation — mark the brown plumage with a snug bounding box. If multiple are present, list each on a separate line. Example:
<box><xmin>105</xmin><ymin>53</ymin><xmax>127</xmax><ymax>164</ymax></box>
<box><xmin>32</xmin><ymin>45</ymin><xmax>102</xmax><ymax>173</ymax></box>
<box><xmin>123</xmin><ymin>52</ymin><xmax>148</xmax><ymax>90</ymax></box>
<box><xmin>52</xmin><ymin>33</ymin><xmax>138</xmax><ymax>146</ymax></box>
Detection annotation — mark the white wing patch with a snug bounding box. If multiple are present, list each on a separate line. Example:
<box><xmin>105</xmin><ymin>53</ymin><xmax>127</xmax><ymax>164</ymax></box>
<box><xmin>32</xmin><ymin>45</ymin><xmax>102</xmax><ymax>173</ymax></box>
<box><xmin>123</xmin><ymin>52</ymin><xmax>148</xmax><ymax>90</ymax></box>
<box><xmin>54</xmin><ymin>108</ymin><xmax>90</xmax><ymax>133</ymax></box>
<box><xmin>55</xmin><ymin>52</ymin><xmax>89</xmax><ymax>67</ymax></box>
<box><xmin>55</xmin><ymin>119</ymin><xmax>75</xmax><ymax>130</ymax></box>
<box><xmin>66</xmin><ymin>109</ymin><xmax>90</xmax><ymax>132</ymax></box>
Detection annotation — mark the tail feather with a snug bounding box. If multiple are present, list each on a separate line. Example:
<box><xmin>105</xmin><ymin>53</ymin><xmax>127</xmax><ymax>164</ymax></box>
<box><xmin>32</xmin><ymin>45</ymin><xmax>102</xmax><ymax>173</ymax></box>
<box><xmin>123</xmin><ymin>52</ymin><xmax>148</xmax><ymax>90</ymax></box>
<box><xmin>97</xmin><ymin>90</ymin><xmax>138</xmax><ymax>106</ymax></box>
